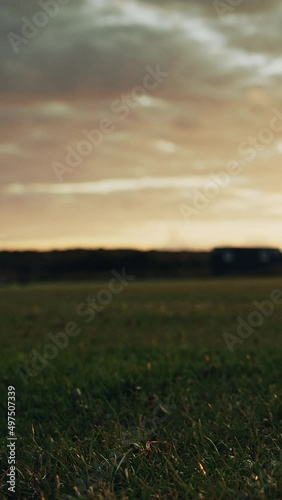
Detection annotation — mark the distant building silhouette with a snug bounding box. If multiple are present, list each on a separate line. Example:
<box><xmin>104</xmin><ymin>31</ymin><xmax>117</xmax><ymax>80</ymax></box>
<box><xmin>211</xmin><ymin>247</ymin><xmax>281</xmax><ymax>275</ymax></box>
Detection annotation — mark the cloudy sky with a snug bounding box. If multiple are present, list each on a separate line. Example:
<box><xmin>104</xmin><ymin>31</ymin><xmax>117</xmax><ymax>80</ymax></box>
<box><xmin>1</xmin><ymin>0</ymin><xmax>282</xmax><ymax>250</ymax></box>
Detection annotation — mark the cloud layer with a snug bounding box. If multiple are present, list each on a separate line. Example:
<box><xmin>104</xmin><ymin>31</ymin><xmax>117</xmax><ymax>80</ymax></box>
<box><xmin>1</xmin><ymin>0</ymin><xmax>282</xmax><ymax>250</ymax></box>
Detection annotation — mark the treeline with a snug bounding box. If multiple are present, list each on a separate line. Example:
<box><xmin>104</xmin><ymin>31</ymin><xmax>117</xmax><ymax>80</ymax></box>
<box><xmin>0</xmin><ymin>249</ymin><xmax>211</xmax><ymax>283</ymax></box>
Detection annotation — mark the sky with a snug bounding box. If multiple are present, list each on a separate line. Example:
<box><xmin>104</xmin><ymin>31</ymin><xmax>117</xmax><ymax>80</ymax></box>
<box><xmin>1</xmin><ymin>0</ymin><xmax>282</xmax><ymax>251</ymax></box>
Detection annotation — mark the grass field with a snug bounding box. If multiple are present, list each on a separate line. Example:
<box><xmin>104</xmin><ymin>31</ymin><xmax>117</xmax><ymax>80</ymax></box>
<box><xmin>0</xmin><ymin>278</ymin><xmax>282</xmax><ymax>499</ymax></box>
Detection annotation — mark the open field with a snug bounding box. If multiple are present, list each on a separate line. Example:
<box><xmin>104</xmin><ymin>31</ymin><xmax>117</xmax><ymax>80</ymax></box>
<box><xmin>0</xmin><ymin>278</ymin><xmax>282</xmax><ymax>499</ymax></box>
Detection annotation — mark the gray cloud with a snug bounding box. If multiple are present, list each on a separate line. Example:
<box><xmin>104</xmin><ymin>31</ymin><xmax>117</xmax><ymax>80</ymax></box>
<box><xmin>0</xmin><ymin>0</ymin><xmax>281</xmax><ymax>100</ymax></box>
<box><xmin>140</xmin><ymin>0</ymin><xmax>280</xmax><ymax>15</ymax></box>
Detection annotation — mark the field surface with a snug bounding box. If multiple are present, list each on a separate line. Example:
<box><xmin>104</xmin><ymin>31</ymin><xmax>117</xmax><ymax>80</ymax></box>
<box><xmin>0</xmin><ymin>278</ymin><xmax>282</xmax><ymax>499</ymax></box>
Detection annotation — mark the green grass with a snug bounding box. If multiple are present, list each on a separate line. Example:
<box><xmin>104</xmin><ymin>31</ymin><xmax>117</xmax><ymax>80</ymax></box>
<box><xmin>0</xmin><ymin>278</ymin><xmax>282</xmax><ymax>499</ymax></box>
